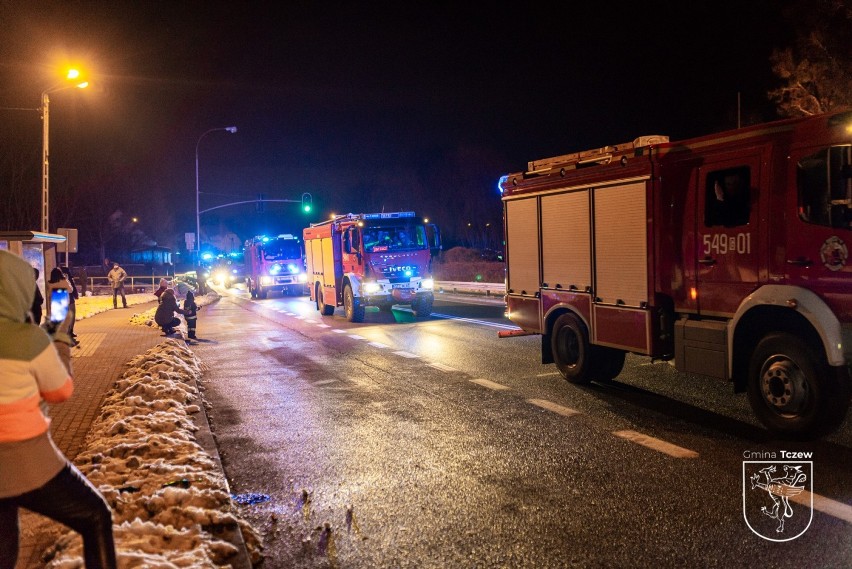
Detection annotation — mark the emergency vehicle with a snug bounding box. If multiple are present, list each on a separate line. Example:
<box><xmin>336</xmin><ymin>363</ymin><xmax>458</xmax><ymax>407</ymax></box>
<box><xmin>304</xmin><ymin>212</ymin><xmax>441</xmax><ymax>322</ymax></box>
<box><xmin>244</xmin><ymin>234</ymin><xmax>308</xmax><ymax>299</ymax></box>
<box><xmin>499</xmin><ymin>109</ymin><xmax>852</xmax><ymax>438</ymax></box>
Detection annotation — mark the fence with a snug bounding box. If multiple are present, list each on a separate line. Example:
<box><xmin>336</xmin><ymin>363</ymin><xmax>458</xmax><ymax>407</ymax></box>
<box><xmin>80</xmin><ymin>276</ymin><xmax>175</xmax><ymax>296</ymax></box>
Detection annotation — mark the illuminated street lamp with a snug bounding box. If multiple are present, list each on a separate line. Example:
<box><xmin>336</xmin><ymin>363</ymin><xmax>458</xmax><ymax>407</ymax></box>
<box><xmin>195</xmin><ymin>126</ymin><xmax>237</xmax><ymax>262</ymax></box>
<box><xmin>40</xmin><ymin>69</ymin><xmax>88</xmax><ymax>232</ymax></box>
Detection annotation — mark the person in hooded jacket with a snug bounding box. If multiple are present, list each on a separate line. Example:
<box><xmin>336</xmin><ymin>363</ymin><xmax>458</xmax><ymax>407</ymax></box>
<box><xmin>154</xmin><ymin>278</ymin><xmax>168</xmax><ymax>304</ymax></box>
<box><xmin>154</xmin><ymin>288</ymin><xmax>185</xmax><ymax>335</ymax></box>
<box><xmin>0</xmin><ymin>250</ymin><xmax>117</xmax><ymax>569</ymax></box>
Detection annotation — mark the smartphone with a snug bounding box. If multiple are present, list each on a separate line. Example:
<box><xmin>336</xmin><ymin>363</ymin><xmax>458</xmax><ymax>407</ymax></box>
<box><xmin>49</xmin><ymin>288</ymin><xmax>70</xmax><ymax>324</ymax></box>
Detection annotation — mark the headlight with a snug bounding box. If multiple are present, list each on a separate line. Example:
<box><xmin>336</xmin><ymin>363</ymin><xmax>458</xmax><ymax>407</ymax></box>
<box><xmin>260</xmin><ymin>276</ymin><xmax>273</xmax><ymax>286</ymax></box>
<box><xmin>420</xmin><ymin>278</ymin><xmax>434</xmax><ymax>290</ymax></box>
<box><xmin>298</xmin><ymin>273</ymin><xmax>308</xmax><ymax>283</ymax></box>
<box><xmin>363</xmin><ymin>281</ymin><xmax>381</xmax><ymax>294</ymax></box>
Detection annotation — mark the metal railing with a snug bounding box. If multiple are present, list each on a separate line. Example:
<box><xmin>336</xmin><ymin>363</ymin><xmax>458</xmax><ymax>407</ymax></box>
<box><xmin>435</xmin><ymin>281</ymin><xmax>505</xmax><ymax>297</ymax></box>
<box><xmin>79</xmin><ymin>276</ymin><xmax>175</xmax><ymax>295</ymax></box>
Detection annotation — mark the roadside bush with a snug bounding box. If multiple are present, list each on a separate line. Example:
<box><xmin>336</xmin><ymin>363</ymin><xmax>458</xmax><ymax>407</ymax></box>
<box><xmin>434</xmin><ymin>247</ymin><xmax>505</xmax><ymax>283</ymax></box>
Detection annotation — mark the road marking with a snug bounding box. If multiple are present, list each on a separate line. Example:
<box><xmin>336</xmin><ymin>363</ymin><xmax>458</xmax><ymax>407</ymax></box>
<box><xmin>393</xmin><ymin>351</ymin><xmax>419</xmax><ymax>358</ymax></box>
<box><xmin>430</xmin><ymin>313</ymin><xmax>521</xmax><ymax>330</ymax></box>
<box><xmin>332</xmin><ymin>329</ymin><xmax>346</xmax><ymax>334</ymax></box>
<box><xmin>792</xmin><ymin>491</ymin><xmax>852</xmax><ymax>523</ymax></box>
<box><xmin>349</xmin><ymin>334</ymin><xmax>366</xmax><ymax>340</ymax></box>
<box><xmin>428</xmin><ymin>362</ymin><xmax>457</xmax><ymax>372</ymax></box>
<box><xmin>71</xmin><ymin>333</ymin><xmax>106</xmax><ymax>358</ymax></box>
<box><xmin>612</xmin><ymin>430</ymin><xmax>698</xmax><ymax>459</ymax></box>
<box><xmin>314</xmin><ymin>379</ymin><xmax>337</xmax><ymax>386</ymax></box>
<box><xmin>368</xmin><ymin>342</ymin><xmax>389</xmax><ymax>348</ymax></box>
<box><xmin>294</xmin><ymin>315</ymin><xmax>305</xmax><ymax>319</ymax></box>
<box><xmin>471</xmin><ymin>378</ymin><xmax>509</xmax><ymax>390</ymax></box>
<box><xmin>536</xmin><ymin>372</ymin><xmax>561</xmax><ymax>377</ymax></box>
<box><xmin>316</xmin><ymin>324</ymin><xmax>330</xmax><ymax>328</ymax></box>
<box><xmin>528</xmin><ymin>398</ymin><xmax>579</xmax><ymax>416</ymax></box>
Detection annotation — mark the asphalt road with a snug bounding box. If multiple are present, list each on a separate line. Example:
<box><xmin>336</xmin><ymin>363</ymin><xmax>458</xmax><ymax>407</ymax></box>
<box><xmin>191</xmin><ymin>286</ymin><xmax>852</xmax><ymax>568</ymax></box>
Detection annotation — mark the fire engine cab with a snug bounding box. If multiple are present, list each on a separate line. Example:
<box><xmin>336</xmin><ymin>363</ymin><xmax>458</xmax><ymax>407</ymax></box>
<box><xmin>244</xmin><ymin>234</ymin><xmax>308</xmax><ymax>299</ymax></box>
<box><xmin>304</xmin><ymin>212</ymin><xmax>441</xmax><ymax>322</ymax></box>
<box><xmin>499</xmin><ymin>109</ymin><xmax>852</xmax><ymax>438</ymax></box>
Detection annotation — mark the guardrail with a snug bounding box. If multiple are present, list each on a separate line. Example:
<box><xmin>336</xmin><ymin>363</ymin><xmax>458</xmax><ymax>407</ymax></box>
<box><xmin>435</xmin><ymin>281</ymin><xmax>505</xmax><ymax>297</ymax></box>
<box><xmin>77</xmin><ymin>275</ymin><xmax>180</xmax><ymax>296</ymax></box>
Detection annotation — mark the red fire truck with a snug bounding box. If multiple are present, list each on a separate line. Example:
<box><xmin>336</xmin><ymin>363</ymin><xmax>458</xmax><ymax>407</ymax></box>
<box><xmin>499</xmin><ymin>109</ymin><xmax>852</xmax><ymax>438</ymax></box>
<box><xmin>303</xmin><ymin>212</ymin><xmax>441</xmax><ymax>322</ymax></box>
<box><xmin>244</xmin><ymin>234</ymin><xmax>308</xmax><ymax>299</ymax></box>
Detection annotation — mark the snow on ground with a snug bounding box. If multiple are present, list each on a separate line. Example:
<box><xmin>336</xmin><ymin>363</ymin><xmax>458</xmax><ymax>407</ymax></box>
<box><xmin>73</xmin><ymin>289</ymin><xmax>220</xmax><ymax>332</ymax></box>
<box><xmin>44</xmin><ymin>339</ymin><xmax>263</xmax><ymax>568</ymax></box>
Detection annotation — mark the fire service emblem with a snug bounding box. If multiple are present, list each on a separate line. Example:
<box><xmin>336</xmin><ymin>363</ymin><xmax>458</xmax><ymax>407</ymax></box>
<box><xmin>820</xmin><ymin>236</ymin><xmax>848</xmax><ymax>271</ymax></box>
<box><xmin>743</xmin><ymin>461</ymin><xmax>812</xmax><ymax>541</ymax></box>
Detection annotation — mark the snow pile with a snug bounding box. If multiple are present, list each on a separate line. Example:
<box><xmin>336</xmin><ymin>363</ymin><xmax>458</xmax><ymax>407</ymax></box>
<box><xmin>75</xmin><ymin>293</ymin><xmax>156</xmax><ymax>320</ymax></box>
<box><xmin>44</xmin><ymin>339</ymin><xmax>263</xmax><ymax>568</ymax></box>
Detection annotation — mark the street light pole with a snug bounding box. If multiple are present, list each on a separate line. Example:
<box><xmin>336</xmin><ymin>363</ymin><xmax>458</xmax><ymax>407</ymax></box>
<box><xmin>194</xmin><ymin>125</ymin><xmax>237</xmax><ymax>267</ymax></box>
<box><xmin>41</xmin><ymin>91</ymin><xmax>50</xmax><ymax>233</ymax></box>
<box><xmin>39</xmin><ymin>75</ymin><xmax>88</xmax><ymax>233</ymax></box>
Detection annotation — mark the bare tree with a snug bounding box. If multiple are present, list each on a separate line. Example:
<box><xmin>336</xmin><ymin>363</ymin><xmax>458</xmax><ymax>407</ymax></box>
<box><xmin>769</xmin><ymin>0</ymin><xmax>852</xmax><ymax>116</ymax></box>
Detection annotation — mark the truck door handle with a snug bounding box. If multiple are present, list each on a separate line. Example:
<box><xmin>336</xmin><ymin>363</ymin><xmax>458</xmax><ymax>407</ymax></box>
<box><xmin>698</xmin><ymin>257</ymin><xmax>717</xmax><ymax>265</ymax></box>
<box><xmin>786</xmin><ymin>257</ymin><xmax>813</xmax><ymax>267</ymax></box>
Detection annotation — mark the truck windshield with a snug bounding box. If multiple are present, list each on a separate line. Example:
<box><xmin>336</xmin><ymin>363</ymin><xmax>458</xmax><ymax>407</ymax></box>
<box><xmin>798</xmin><ymin>145</ymin><xmax>852</xmax><ymax>230</ymax></box>
<box><xmin>262</xmin><ymin>240</ymin><xmax>302</xmax><ymax>260</ymax></box>
<box><xmin>362</xmin><ymin>224</ymin><xmax>427</xmax><ymax>253</ymax></box>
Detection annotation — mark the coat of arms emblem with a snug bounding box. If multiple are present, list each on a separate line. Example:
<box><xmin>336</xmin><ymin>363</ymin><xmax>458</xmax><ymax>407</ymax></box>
<box><xmin>743</xmin><ymin>461</ymin><xmax>813</xmax><ymax>541</ymax></box>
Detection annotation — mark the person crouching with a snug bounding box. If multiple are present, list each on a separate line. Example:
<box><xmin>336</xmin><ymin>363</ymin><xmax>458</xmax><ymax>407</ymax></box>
<box><xmin>154</xmin><ymin>289</ymin><xmax>185</xmax><ymax>335</ymax></box>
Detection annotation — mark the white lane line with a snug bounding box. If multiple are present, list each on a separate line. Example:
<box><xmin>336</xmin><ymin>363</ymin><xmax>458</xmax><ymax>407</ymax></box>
<box><xmin>314</xmin><ymin>379</ymin><xmax>337</xmax><ymax>386</ymax></box>
<box><xmin>316</xmin><ymin>324</ymin><xmax>330</xmax><ymax>328</ymax></box>
<box><xmin>471</xmin><ymin>378</ymin><xmax>509</xmax><ymax>390</ymax></box>
<box><xmin>430</xmin><ymin>313</ymin><xmax>521</xmax><ymax>330</ymax></box>
<box><xmin>612</xmin><ymin>430</ymin><xmax>699</xmax><ymax>459</ymax></box>
<box><xmin>332</xmin><ymin>329</ymin><xmax>346</xmax><ymax>334</ymax></box>
<box><xmin>349</xmin><ymin>334</ymin><xmax>366</xmax><ymax>340</ymax></box>
<box><xmin>393</xmin><ymin>351</ymin><xmax>420</xmax><ymax>358</ymax></box>
<box><xmin>368</xmin><ymin>342</ymin><xmax>389</xmax><ymax>349</ymax></box>
<box><xmin>536</xmin><ymin>372</ymin><xmax>561</xmax><ymax>377</ymax></box>
<box><xmin>528</xmin><ymin>398</ymin><xmax>580</xmax><ymax>417</ymax></box>
<box><xmin>792</xmin><ymin>491</ymin><xmax>852</xmax><ymax>524</ymax></box>
<box><xmin>428</xmin><ymin>362</ymin><xmax>458</xmax><ymax>372</ymax></box>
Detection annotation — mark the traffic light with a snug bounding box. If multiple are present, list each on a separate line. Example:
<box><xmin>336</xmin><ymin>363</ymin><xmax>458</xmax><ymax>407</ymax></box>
<box><xmin>301</xmin><ymin>192</ymin><xmax>312</xmax><ymax>213</ymax></box>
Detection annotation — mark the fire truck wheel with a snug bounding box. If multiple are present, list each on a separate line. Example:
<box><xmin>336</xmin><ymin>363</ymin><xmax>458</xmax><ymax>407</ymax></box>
<box><xmin>551</xmin><ymin>313</ymin><xmax>593</xmax><ymax>384</ymax></box>
<box><xmin>747</xmin><ymin>332</ymin><xmax>847</xmax><ymax>439</ymax></box>
<box><xmin>317</xmin><ymin>284</ymin><xmax>334</xmax><ymax>315</ymax></box>
<box><xmin>344</xmin><ymin>285</ymin><xmax>365</xmax><ymax>322</ymax></box>
<box><xmin>592</xmin><ymin>347</ymin><xmax>625</xmax><ymax>381</ymax></box>
<box><xmin>259</xmin><ymin>288</ymin><xmax>268</xmax><ymax>299</ymax></box>
<box><xmin>413</xmin><ymin>297</ymin><xmax>433</xmax><ymax>317</ymax></box>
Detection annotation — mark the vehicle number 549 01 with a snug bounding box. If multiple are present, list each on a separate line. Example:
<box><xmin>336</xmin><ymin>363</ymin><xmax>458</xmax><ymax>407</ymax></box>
<box><xmin>703</xmin><ymin>233</ymin><xmax>751</xmax><ymax>255</ymax></box>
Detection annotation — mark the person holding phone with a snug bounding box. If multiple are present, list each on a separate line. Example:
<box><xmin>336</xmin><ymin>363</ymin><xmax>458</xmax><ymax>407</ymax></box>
<box><xmin>0</xmin><ymin>250</ymin><xmax>117</xmax><ymax>568</ymax></box>
<box><xmin>48</xmin><ymin>268</ymin><xmax>77</xmax><ymax>347</ymax></box>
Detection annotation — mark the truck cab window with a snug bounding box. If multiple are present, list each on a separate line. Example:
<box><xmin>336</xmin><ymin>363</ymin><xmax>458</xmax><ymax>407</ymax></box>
<box><xmin>798</xmin><ymin>145</ymin><xmax>852</xmax><ymax>230</ymax></box>
<box><xmin>705</xmin><ymin>166</ymin><xmax>751</xmax><ymax>227</ymax></box>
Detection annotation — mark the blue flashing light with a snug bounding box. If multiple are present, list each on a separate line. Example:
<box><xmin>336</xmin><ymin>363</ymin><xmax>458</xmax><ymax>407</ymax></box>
<box><xmin>404</xmin><ymin>269</ymin><xmax>413</xmax><ymax>277</ymax></box>
<box><xmin>363</xmin><ymin>212</ymin><xmax>415</xmax><ymax>219</ymax></box>
<box><xmin>269</xmin><ymin>263</ymin><xmax>281</xmax><ymax>275</ymax></box>
<box><xmin>497</xmin><ymin>175</ymin><xmax>509</xmax><ymax>195</ymax></box>
<box><xmin>287</xmin><ymin>263</ymin><xmax>299</xmax><ymax>273</ymax></box>
<box><xmin>201</xmin><ymin>253</ymin><xmax>214</xmax><ymax>261</ymax></box>
<box><xmin>261</xmin><ymin>236</ymin><xmax>270</xmax><ymax>243</ymax></box>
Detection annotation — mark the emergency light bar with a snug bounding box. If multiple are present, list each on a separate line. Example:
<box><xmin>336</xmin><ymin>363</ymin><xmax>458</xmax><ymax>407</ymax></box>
<box><xmin>362</xmin><ymin>212</ymin><xmax>415</xmax><ymax>219</ymax></box>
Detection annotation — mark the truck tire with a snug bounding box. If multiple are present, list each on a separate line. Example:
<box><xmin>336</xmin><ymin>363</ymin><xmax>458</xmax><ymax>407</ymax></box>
<box><xmin>551</xmin><ymin>313</ymin><xmax>593</xmax><ymax>384</ymax></box>
<box><xmin>593</xmin><ymin>347</ymin><xmax>626</xmax><ymax>381</ymax></box>
<box><xmin>317</xmin><ymin>284</ymin><xmax>334</xmax><ymax>316</ymax></box>
<box><xmin>747</xmin><ymin>332</ymin><xmax>849</xmax><ymax>439</ymax></box>
<box><xmin>413</xmin><ymin>296</ymin><xmax>433</xmax><ymax>317</ymax></box>
<box><xmin>259</xmin><ymin>287</ymin><xmax>268</xmax><ymax>300</ymax></box>
<box><xmin>344</xmin><ymin>285</ymin><xmax>365</xmax><ymax>323</ymax></box>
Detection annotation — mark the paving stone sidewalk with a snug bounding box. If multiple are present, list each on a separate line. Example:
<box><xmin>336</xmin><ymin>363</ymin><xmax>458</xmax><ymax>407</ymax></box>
<box><xmin>15</xmin><ymin>302</ymin><xmax>166</xmax><ymax>568</ymax></box>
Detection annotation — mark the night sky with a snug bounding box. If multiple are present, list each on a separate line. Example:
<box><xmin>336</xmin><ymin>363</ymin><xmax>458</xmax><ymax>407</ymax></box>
<box><xmin>0</xmin><ymin>1</ymin><xmax>795</xmax><ymax>250</ymax></box>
